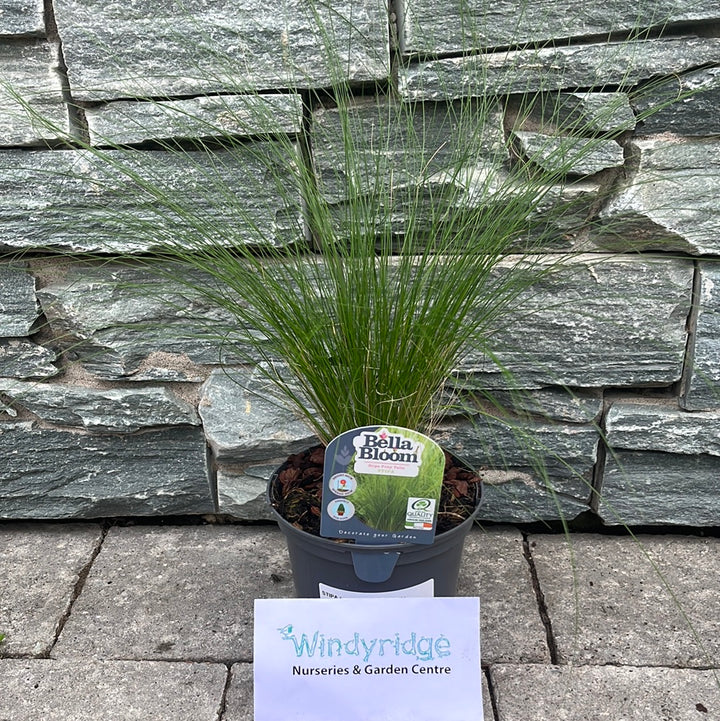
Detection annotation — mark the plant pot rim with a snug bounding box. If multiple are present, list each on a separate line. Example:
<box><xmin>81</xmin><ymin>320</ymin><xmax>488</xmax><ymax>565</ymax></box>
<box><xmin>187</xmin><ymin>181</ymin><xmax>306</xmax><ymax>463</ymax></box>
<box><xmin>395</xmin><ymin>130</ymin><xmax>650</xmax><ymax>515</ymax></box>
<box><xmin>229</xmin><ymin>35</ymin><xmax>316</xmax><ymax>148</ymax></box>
<box><xmin>266</xmin><ymin>443</ymin><xmax>483</xmax><ymax>552</ymax></box>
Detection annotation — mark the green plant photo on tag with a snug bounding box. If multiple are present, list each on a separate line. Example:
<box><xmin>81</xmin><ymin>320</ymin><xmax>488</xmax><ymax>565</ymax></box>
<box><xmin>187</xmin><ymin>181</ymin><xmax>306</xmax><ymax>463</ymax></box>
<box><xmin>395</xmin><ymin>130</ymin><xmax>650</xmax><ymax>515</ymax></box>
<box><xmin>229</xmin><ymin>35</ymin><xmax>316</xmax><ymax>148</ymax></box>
<box><xmin>321</xmin><ymin>426</ymin><xmax>445</xmax><ymax>544</ymax></box>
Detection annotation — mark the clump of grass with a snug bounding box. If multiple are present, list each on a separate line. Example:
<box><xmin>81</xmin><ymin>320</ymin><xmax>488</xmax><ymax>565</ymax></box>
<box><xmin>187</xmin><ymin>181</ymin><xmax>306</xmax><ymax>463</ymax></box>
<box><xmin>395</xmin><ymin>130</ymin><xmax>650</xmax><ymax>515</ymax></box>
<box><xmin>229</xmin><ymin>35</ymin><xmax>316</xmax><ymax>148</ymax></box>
<box><xmin>2</xmin><ymin>2</ymin><xmax>699</xmax><ymax>448</ymax></box>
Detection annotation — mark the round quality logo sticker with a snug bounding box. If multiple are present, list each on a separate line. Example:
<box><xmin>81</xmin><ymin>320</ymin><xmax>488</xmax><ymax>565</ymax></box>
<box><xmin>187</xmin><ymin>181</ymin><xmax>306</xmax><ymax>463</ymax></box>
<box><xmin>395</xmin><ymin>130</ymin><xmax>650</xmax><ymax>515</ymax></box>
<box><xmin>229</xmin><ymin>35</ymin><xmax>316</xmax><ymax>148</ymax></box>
<box><xmin>329</xmin><ymin>473</ymin><xmax>356</xmax><ymax>496</ymax></box>
<box><xmin>327</xmin><ymin>499</ymin><xmax>355</xmax><ymax>521</ymax></box>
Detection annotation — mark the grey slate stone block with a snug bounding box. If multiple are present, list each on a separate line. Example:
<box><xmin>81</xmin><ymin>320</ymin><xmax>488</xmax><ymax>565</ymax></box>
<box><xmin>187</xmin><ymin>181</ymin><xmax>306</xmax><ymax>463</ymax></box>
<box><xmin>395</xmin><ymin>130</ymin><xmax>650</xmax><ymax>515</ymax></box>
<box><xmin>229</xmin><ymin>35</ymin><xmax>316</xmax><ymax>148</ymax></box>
<box><xmin>457</xmin><ymin>529</ymin><xmax>550</xmax><ymax>664</ymax></box>
<box><xmin>596</xmin><ymin>138</ymin><xmax>720</xmax><ymax>255</ymax></box>
<box><xmin>598</xmin><ymin>400</ymin><xmax>720</xmax><ymax>526</ymax></box>
<box><xmin>513</xmin><ymin>132</ymin><xmax>625</xmax><ymax>176</ymax></box>
<box><xmin>491</xmin><ymin>664</ymin><xmax>720</xmax><ymax>721</ymax></box>
<box><xmin>0</xmin><ymin>263</ymin><xmax>38</xmax><ymax>335</ymax></box>
<box><xmin>38</xmin><ymin>263</ymin><xmax>245</xmax><ymax>380</ymax></box>
<box><xmin>399</xmin><ymin>37</ymin><xmax>720</xmax><ymax>100</ymax></box>
<box><xmin>199</xmin><ymin>367</ymin><xmax>317</xmax><ymax>463</ymax></box>
<box><xmin>513</xmin><ymin>92</ymin><xmax>636</xmax><ymax>135</ymax></box>
<box><xmin>0</xmin><ymin>422</ymin><xmax>211</xmax><ymax>518</ymax></box>
<box><xmin>0</xmin><ymin>0</ymin><xmax>44</xmax><ymax>36</ymax></box>
<box><xmin>0</xmin><ymin>380</ymin><xmax>199</xmax><ymax>432</ymax></box>
<box><xmin>479</xmin><ymin>387</ymin><xmax>603</xmax><ymax>425</ymax></box>
<box><xmin>400</xmin><ymin>37</ymin><xmax>720</xmax><ymax>101</ymax></box>
<box><xmin>0</xmin><ymin>523</ymin><xmax>102</xmax><ymax>658</ymax></box>
<box><xmin>54</xmin><ymin>0</ymin><xmax>389</xmax><ymax>101</ymax></box>
<box><xmin>51</xmin><ymin>525</ymin><xmax>294</xmax><ymax>660</ymax></box>
<box><xmin>436</xmin><ymin>417</ymin><xmax>597</xmax><ymax>524</ymax></box>
<box><xmin>217</xmin><ymin>465</ymin><xmax>279</xmax><ymax>521</ymax></box>
<box><xmin>0</xmin><ymin>658</ymin><xmax>228</xmax><ymax>721</ymax></box>
<box><xmin>0</xmin><ymin>339</ymin><xmax>59</xmax><ymax>379</ymax></box>
<box><xmin>37</xmin><ymin>257</ymin><xmax>692</xmax><ymax>393</ymax></box>
<box><xmin>605</xmin><ymin>401</ymin><xmax>720</xmax><ymax>456</ymax></box>
<box><xmin>0</xmin><ymin>145</ymin><xmax>301</xmax><ymax>253</ymax></box>
<box><xmin>530</xmin><ymin>534</ymin><xmax>720</xmax><ymax>667</ymax></box>
<box><xmin>85</xmin><ymin>93</ymin><xmax>304</xmax><ymax>145</ymax></box>
<box><xmin>460</xmin><ymin>255</ymin><xmax>693</xmax><ymax>389</ymax></box>
<box><xmin>0</xmin><ymin>42</ymin><xmax>67</xmax><ymax>145</ymax></box>
<box><xmin>682</xmin><ymin>262</ymin><xmax>720</xmax><ymax>410</ymax></box>
<box><xmin>634</xmin><ymin>66</ymin><xmax>720</xmax><ymax>136</ymax></box>
<box><xmin>399</xmin><ymin>0</ymin><xmax>720</xmax><ymax>54</ymax></box>
<box><xmin>599</xmin><ymin>451</ymin><xmax>720</xmax><ymax>526</ymax></box>
<box><xmin>311</xmin><ymin>98</ymin><xmax>507</xmax><ymax>234</ymax></box>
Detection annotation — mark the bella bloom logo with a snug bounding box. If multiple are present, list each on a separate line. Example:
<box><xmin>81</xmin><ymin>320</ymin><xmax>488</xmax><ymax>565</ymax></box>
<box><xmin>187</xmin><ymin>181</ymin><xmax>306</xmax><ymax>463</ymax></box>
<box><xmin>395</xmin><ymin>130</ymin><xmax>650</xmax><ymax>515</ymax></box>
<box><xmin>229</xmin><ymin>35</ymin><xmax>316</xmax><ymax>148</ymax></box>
<box><xmin>352</xmin><ymin>428</ymin><xmax>424</xmax><ymax>477</ymax></box>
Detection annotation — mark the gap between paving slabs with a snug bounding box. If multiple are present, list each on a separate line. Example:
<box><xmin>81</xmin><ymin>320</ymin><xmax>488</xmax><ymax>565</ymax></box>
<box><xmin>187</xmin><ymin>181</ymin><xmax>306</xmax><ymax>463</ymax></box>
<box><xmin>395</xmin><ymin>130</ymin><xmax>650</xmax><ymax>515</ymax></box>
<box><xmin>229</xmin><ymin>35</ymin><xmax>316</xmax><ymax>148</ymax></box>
<box><xmin>47</xmin><ymin>525</ymin><xmax>109</xmax><ymax>657</ymax></box>
<box><xmin>0</xmin><ymin>522</ymin><xmax>105</xmax><ymax>659</ymax></box>
<box><xmin>527</xmin><ymin>533</ymin><xmax>720</xmax><ymax>669</ymax></box>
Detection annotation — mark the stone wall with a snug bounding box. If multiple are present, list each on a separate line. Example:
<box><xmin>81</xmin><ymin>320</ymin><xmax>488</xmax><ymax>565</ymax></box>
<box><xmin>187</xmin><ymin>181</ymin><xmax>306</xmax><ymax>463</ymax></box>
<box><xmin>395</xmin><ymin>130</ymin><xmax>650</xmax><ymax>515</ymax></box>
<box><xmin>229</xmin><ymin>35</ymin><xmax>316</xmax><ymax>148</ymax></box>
<box><xmin>0</xmin><ymin>0</ymin><xmax>718</xmax><ymax>526</ymax></box>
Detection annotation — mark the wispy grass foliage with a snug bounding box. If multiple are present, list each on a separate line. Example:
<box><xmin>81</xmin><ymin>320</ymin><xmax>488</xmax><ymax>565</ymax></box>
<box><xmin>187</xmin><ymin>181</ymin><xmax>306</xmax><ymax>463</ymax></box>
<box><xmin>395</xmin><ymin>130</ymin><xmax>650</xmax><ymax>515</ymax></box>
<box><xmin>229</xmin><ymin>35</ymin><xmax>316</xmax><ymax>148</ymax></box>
<box><xmin>3</xmin><ymin>1</ymin><xmax>702</xmax><ymax>446</ymax></box>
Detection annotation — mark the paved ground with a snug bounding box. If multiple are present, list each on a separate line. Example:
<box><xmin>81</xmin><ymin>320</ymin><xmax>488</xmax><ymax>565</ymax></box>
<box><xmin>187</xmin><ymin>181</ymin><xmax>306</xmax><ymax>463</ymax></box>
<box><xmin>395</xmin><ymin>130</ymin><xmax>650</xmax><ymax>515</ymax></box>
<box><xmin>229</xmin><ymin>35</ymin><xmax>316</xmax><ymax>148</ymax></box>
<box><xmin>1</xmin><ymin>521</ymin><xmax>718</xmax><ymax>720</ymax></box>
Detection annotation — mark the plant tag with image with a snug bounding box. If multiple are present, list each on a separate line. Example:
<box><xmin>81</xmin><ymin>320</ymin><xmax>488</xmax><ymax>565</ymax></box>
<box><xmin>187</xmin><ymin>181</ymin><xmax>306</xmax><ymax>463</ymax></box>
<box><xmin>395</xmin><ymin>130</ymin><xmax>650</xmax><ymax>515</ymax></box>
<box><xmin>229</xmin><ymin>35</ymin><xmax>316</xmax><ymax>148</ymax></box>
<box><xmin>320</xmin><ymin>426</ymin><xmax>445</xmax><ymax>545</ymax></box>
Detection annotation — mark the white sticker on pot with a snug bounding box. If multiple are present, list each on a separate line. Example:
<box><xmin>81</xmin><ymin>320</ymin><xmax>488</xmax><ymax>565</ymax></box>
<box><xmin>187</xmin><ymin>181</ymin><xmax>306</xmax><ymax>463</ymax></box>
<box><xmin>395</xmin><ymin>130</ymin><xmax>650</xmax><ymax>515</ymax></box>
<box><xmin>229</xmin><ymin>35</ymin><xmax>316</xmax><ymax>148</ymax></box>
<box><xmin>254</xmin><ymin>597</ymin><xmax>483</xmax><ymax>721</ymax></box>
<box><xmin>318</xmin><ymin>579</ymin><xmax>434</xmax><ymax>598</ymax></box>
<box><xmin>320</xmin><ymin>425</ymin><xmax>445</xmax><ymax>545</ymax></box>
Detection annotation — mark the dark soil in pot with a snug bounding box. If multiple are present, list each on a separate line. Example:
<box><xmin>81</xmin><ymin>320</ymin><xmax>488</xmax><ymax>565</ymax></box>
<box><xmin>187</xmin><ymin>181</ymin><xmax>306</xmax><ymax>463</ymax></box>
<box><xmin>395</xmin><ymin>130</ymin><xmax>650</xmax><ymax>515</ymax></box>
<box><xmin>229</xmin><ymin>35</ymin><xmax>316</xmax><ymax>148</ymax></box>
<box><xmin>269</xmin><ymin>444</ymin><xmax>482</xmax><ymax>539</ymax></box>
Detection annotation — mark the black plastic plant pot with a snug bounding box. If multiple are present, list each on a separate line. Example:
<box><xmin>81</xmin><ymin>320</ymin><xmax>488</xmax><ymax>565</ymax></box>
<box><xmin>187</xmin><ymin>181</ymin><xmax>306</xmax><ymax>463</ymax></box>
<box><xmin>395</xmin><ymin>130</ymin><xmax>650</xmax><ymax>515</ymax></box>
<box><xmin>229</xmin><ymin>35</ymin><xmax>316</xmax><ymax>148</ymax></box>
<box><xmin>267</xmin><ymin>451</ymin><xmax>483</xmax><ymax>598</ymax></box>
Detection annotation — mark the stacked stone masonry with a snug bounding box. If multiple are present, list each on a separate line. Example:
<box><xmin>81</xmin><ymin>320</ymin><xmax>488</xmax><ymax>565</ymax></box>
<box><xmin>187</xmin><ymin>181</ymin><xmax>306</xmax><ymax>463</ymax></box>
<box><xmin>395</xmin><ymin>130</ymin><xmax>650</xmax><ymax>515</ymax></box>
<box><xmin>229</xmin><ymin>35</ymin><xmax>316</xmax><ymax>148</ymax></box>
<box><xmin>0</xmin><ymin>0</ymin><xmax>718</xmax><ymax>525</ymax></box>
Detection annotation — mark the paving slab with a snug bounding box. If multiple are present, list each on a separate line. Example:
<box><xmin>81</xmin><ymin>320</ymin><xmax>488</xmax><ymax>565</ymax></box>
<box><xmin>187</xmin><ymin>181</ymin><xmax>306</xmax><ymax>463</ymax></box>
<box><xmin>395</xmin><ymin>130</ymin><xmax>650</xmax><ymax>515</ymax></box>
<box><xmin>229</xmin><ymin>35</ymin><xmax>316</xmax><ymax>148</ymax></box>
<box><xmin>490</xmin><ymin>663</ymin><xmax>720</xmax><ymax>721</ymax></box>
<box><xmin>224</xmin><ymin>663</ymin><xmax>495</xmax><ymax>720</ymax></box>
<box><xmin>458</xmin><ymin>528</ymin><xmax>550</xmax><ymax>664</ymax></box>
<box><xmin>224</xmin><ymin>663</ymin><xmax>254</xmax><ymax>721</ymax></box>
<box><xmin>0</xmin><ymin>522</ymin><xmax>103</xmax><ymax>658</ymax></box>
<box><xmin>0</xmin><ymin>658</ymin><xmax>227</xmax><ymax>721</ymax></box>
<box><xmin>529</xmin><ymin>534</ymin><xmax>720</xmax><ymax>667</ymax></box>
<box><xmin>51</xmin><ymin>525</ymin><xmax>294</xmax><ymax>662</ymax></box>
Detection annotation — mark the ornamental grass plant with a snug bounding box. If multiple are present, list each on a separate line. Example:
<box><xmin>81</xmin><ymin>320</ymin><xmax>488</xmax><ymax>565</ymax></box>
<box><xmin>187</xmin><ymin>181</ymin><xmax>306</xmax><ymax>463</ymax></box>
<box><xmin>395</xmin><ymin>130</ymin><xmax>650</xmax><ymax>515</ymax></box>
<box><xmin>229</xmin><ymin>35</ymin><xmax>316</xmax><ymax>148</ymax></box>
<box><xmin>3</xmin><ymin>1</ymin><xmax>705</xmax><ymax>505</ymax></box>
<box><xmin>7</xmin><ymin>6</ymin><xmax>679</xmax><ymax>446</ymax></box>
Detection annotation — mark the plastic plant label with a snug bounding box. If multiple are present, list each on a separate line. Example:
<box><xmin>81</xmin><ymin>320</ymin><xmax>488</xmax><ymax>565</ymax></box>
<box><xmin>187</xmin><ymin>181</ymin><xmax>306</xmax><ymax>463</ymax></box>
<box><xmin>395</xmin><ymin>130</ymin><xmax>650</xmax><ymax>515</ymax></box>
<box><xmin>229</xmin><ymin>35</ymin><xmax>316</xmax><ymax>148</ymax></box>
<box><xmin>254</xmin><ymin>597</ymin><xmax>483</xmax><ymax>721</ymax></box>
<box><xmin>320</xmin><ymin>426</ymin><xmax>445</xmax><ymax>545</ymax></box>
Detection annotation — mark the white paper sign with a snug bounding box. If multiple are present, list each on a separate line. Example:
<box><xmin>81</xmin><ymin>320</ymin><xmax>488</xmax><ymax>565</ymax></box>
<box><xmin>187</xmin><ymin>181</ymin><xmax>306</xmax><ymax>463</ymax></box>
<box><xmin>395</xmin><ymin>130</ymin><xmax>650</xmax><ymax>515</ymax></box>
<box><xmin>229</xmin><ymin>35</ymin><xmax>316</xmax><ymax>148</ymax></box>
<box><xmin>254</xmin><ymin>597</ymin><xmax>483</xmax><ymax>721</ymax></box>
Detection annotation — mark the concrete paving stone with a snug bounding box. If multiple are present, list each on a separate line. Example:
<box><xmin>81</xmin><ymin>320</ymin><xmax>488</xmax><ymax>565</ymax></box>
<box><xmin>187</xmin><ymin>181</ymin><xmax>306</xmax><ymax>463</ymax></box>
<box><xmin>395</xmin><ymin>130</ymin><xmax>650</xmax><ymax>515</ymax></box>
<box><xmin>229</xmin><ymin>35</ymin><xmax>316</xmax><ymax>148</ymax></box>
<box><xmin>529</xmin><ymin>534</ymin><xmax>720</xmax><ymax>667</ymax></box>
<box><xmin>490</xmin><ymin>663</ymin><xmax>720</xmax><ymax>721</ymax></box>
<box><xmin>225</xmin><ymin>662</ymin><xmax>495</xmax><ymax>720</ymax></box>
<box><xmin>51</xmin><ymin>525</ymin><xmax>294</xmax><ymax>662</ymax></box>
<box><xmin>457</xmin><ymin>528</ymin><xmax>550</xmax><ymax>664</ymax></box>
<box><xmin>0</xmin><ymin>658</ymin><xmax>227</xmax><ymax>721</ymax></box>
<box><xmin>224</xmin><ymin>663</ymin><xmax>253</xmax><ymax>721</ymax></box>
<box><xmin>0</xmin><ymin>523</ymin><xmax>103</xmax><ymax>658</ymax></box>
